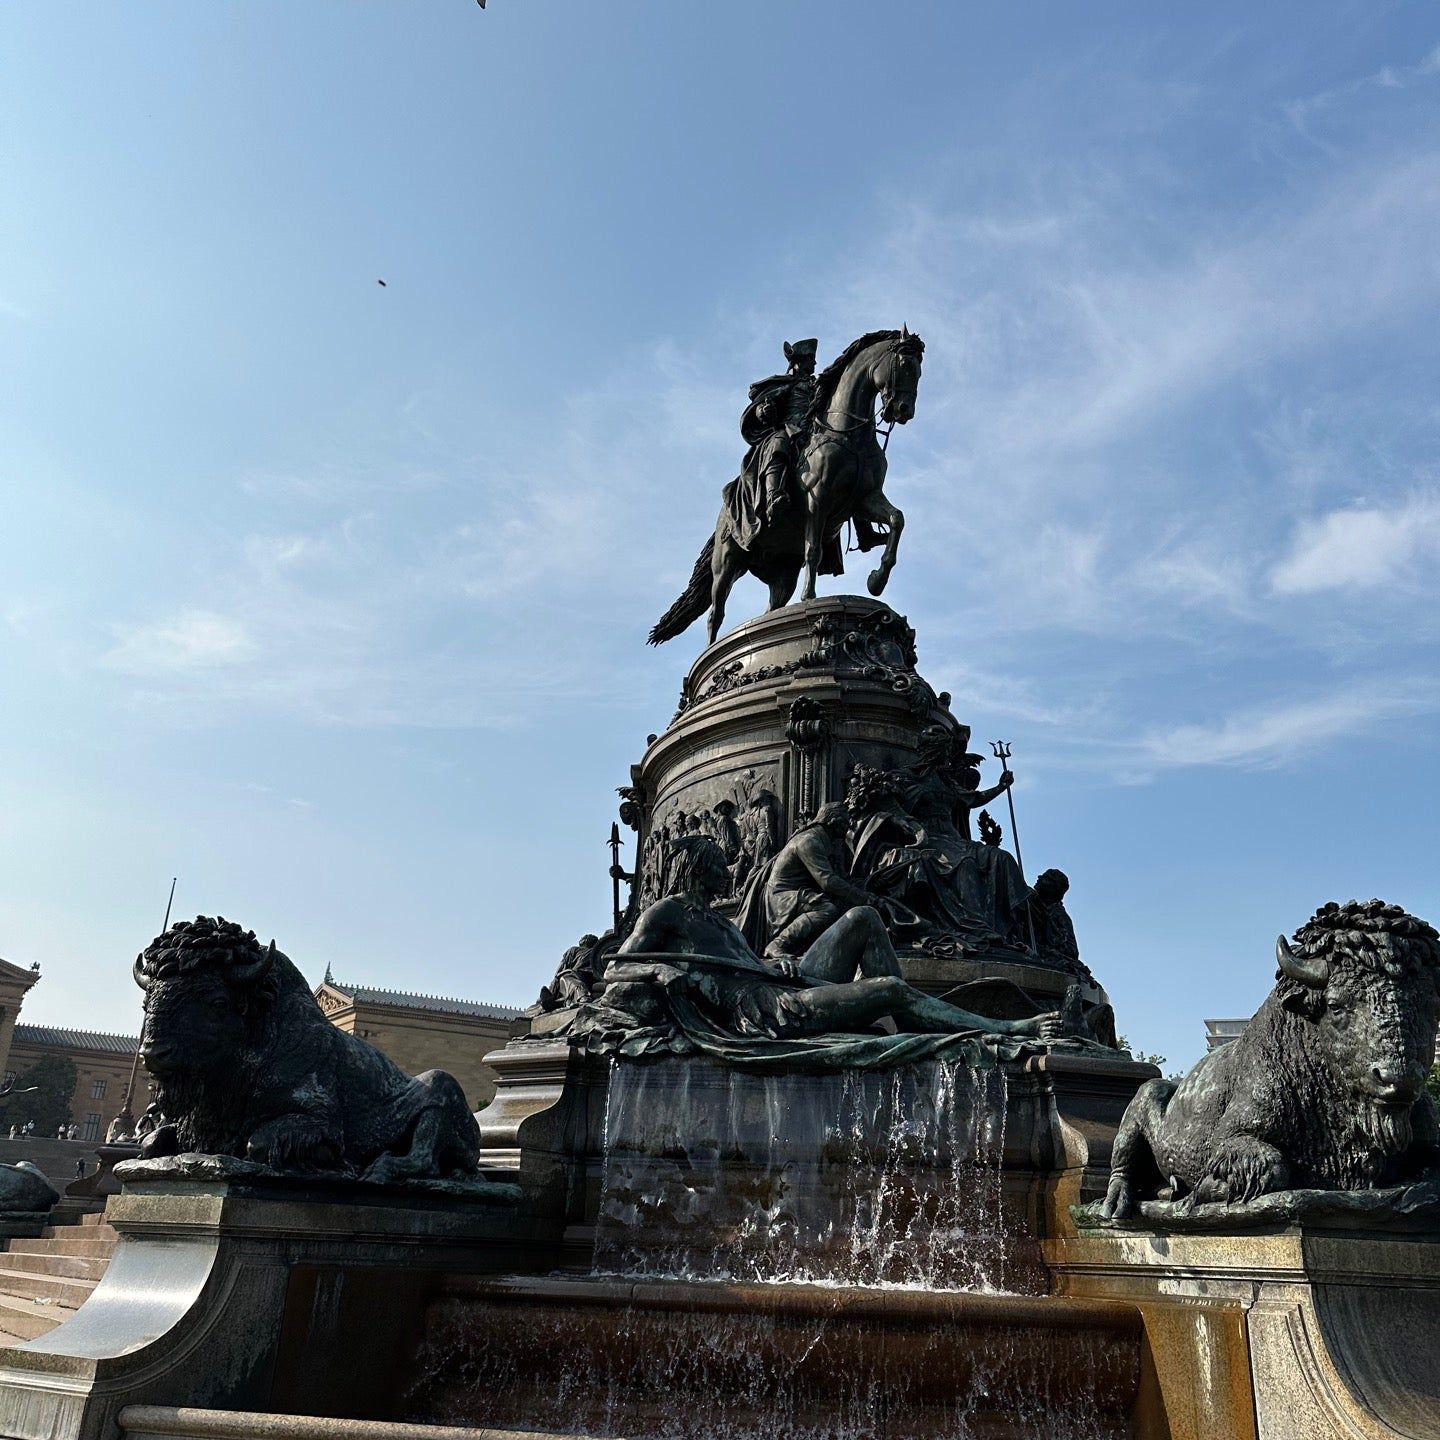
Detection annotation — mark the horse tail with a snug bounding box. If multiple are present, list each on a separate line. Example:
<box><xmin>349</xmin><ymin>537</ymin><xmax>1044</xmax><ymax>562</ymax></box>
<box><xmin>648</xmin><ymin>534</ymin><xmax>715</xmax><ymax>645</ymax></box>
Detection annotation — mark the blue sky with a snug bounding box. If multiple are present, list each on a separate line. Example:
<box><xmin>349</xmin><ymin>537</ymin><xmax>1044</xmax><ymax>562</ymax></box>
<box><xmin>1</xmin><ymin>2</ymin><xmax>1437</xmax><ymax>1069</ymax></box>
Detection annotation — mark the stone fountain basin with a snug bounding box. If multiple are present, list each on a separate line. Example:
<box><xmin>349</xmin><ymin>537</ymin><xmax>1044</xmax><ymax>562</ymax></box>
<box><xmin>404</xmin><ymin>1273</ymin><xmax>1146</xmax><ymax>1439</ymax></box>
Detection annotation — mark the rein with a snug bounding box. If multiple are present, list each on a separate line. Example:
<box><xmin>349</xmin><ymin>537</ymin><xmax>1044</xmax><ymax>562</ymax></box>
<box><xmin>811</xmin><ymin>346</ymin><xmax>913</xmax><ymax>449</ymax></box>
<box><xmin>809</xmin><ymin>339</ymin><xmax>916</xmax><ymax>554</ymax></box>
<box><xmin>813</xmin><ymin>409</ymin><xmax>877</xmax><ymax>435</ymax></box>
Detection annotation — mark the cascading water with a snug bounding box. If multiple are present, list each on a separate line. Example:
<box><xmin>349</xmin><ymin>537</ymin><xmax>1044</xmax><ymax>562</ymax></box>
<box><xmin>592</xmin><ymin>1056</ymin><xmax>1041</xmax><ymax>1293</ymax></box>
<box><xmin>404</xmin><ymin>1057</ymin><xmax>1140</xmax><ymax>1438</ymax></box>
<box><xmin>409</xmin><ymin>1280</ymin><xmax>1140</xmax><ymax>1440</ymax></box>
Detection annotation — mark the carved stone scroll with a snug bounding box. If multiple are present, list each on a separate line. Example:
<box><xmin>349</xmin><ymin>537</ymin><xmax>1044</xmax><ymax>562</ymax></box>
<box><xmin>786</xmin><ymin>696</ymin><xmax>831</xmax><ymax>825</ymax></box>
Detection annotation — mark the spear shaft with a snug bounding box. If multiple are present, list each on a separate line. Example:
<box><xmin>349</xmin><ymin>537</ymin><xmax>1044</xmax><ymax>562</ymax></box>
<box><xmin>608</xmin><ymin>823</ymin><xmax>624</xmax><ymax>935</ymax></box>
<box><xmin>991</xmin><ymin>743</ymin><xmax>1036</xmax><ymax>954</ymax></box>
<box><xmin>119</xmin><ymin>877</ymin><xmax>176</xmax><ymax>1132</ymax></box>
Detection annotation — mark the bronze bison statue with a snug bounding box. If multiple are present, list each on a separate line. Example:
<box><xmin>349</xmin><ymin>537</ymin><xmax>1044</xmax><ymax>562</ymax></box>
<box><xmin>0</xmin><ymin>1161</ymin><xmax>59</xmax><ymax>1214</ymax></box>
<box><xmin>134</xmin><ymin>916</ymin><xmax>480</xmax><ymax>1183</ymax></box>
<box><xmin>1103</xmin><ymin>899</ymin><xmax>1440</xmax><ymax>1218</ymax></box>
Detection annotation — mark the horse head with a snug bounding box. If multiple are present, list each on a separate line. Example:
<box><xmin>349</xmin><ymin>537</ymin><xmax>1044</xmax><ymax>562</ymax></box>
<box><xmin>876</xmin><ymin>326</ymin><xmax>925</xmax><ymax>424</ymax></box>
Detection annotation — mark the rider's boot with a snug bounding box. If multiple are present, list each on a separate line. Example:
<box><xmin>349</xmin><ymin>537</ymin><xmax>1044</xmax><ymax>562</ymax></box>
<box><xmin>853</xmin><ymin>517</ymin><xmax>882</xmax><ymax>552</ymax></box>
<box><xmin>764</xmin><ymin>476</ymin><xmax>789</xmax><ymax>526</ymax></box>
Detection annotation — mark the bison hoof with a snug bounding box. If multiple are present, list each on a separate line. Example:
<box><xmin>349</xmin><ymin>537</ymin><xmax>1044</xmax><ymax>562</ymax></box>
<box><xmin>1099</xmin><ymin>1173</ymin><xmax>1133</xmax><ymax>1220</ymax></box>
<box><xmin>363</xmin><ymin>1153</ymin><xmax>406</xmax><ymax>1186</ymax></box>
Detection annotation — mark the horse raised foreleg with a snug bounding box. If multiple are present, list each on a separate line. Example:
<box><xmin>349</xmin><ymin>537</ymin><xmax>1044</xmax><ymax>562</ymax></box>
<box><xmin>858</xmin><ymin>493</ymin><xmax>904</xmax><ymax>597</ymax></box>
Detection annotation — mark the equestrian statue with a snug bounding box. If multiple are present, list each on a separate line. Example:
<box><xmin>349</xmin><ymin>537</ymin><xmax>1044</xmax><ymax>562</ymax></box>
<box><xmin>649</xmin><ymin>327</ymin><xmax>925</xmax><ymax>647</ymax></box>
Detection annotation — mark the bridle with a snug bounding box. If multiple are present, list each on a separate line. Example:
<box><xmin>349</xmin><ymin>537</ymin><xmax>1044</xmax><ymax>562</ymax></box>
<box><xmin>812</xmin><ymin>342</ymin><xmax>917</xmax><ymax>453</ymax></box>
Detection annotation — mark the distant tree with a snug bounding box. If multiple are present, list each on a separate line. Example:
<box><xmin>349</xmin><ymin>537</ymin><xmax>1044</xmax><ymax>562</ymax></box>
<box><xmin>1</xmin><ymin>1056</ymin><xmax>78</xmax><ymax>1134</ymax></box>
<box><xmin>1116</xmin><ymin>1035</ymin><xmax>1184</xmax><ymax>1083</ymax></box>
<box><xmin>1116</xmin><ymin>1034</ymin><xmax>1166</xmax><ymax>1068</ymax></box>
<box><xmin>1428</xmin><ymin>1061</ymin><xmax>1440</xmax><ymax>1107</ymax></box>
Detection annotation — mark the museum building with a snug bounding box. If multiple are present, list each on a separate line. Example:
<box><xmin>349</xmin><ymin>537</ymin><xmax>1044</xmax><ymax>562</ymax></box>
<box><xmin>312</xmin><ymin>972</ymin><xmax>519</xmax><ymax>1109</ymax></box>
<box><xmin>4</xmin><ymin>1024</ymin><xmax>138</xmax><ymax>1140</ymax></box>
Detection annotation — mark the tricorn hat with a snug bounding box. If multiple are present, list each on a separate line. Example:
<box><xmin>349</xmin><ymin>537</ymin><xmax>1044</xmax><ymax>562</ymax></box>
<box><xmin>783</xmin><ymin>337</ymin><xmax>818</xmax><ymax>363</ymax></box>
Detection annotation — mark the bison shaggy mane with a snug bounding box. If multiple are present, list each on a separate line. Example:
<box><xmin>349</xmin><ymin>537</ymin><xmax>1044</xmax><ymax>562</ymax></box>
<box><xmin>1281</xmin><ymin>898</ymin><xmax>1439</xmax><ymax>980</ymax></box>
<box><xmin>138</xmin><ymin>914</ymin><xmax>272</xmax><ymax>980</ymax></box>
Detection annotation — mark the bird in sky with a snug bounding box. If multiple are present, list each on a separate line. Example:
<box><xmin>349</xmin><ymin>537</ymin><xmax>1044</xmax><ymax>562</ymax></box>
<box><xmin>377</xmin><ymin>279</ymin><xmax>387</xmax><ymax>287</ymax></box>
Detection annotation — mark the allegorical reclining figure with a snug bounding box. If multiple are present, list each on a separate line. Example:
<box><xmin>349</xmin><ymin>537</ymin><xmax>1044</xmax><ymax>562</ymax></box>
<box><xmin>1101</xmin><ymin>899</ymin><xmax>1440</xmax><ymax>1219</ymax></box>
<box><xmin>132</xmin><ymin>916</ymin><xmax>481</xmax><ymax>1182</ymax></box>
<box><xmin>574</xmin><ymin>834</ymin><xmax>1070</xmax><ymax>1058</ymax></box>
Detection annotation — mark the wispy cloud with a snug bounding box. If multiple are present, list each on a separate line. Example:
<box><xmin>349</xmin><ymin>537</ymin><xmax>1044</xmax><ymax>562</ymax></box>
<box><xmin>90</xmin><ymin>339</ymin><xmax>723</xmax><ymax>728</ymax></box>
<box><xmin>1283</xmin><ymin>43</ymin><xmax>1440</xmax><ymax>138</ymax></box>
<box><xmin>236</xmin><ymin>781</ymin><xmax>314</xmax><ymax>811</ymax></box>
<box><xmin>947</xmin><ymin>152</ymin><xmax>1440</xmax><ymax>468</ymax></box>
<box><xmin>1130</xmin><ymin>536</ymin><xmax>1253</xmax><ymax>616</ymax></box>
<box><xmin>236</xmin><ymin>463</ymin><xmax>448</xmax><ymax>506</ymax></box>
<box><xmin>1128</xmin><ymin>679</ymin><xmax>1434</xmax><ymax>783</ymax></box>
<box><xmin>1130</xmin><ymin>680</ymin><xmax>1440</xmax><ymax>775</ymax></box>
<box><xmin>102</xmin><ymin>610</ymin><xmax>256</xmax><ymax>673</ymax></box>
<box><xmin>1270</xmin><ymin>491</ymin><xmax>1440</xmax><ymax>595</ymax></box>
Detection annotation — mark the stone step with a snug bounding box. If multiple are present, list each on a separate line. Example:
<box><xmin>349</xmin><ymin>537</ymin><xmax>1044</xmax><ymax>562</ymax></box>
<box><xmin>8</xmin><ymin>1235</ymin><xmax>116</xmax><ymax>1259</ymax></box>
<box><xmin>118</xmin><ymin>1405</ymin><xmax>573</xmax><ymax>1438</ymax></box>
<box><xmin>0</xmin><ymin>1249</ymin><xmax>109</xmax><ymax>1281</ymax></box>
<box><xmin>0</xmin><ymin>1265</ymin><xmax>97</xmax><ymax>1308</ymax></box>
<box><xmin>49</xmin><ymin>1219</ymin><xmax>117</xmax><ymax>1242</ymax></box>
<box><xmin>79</xmin><ymin>1210</ymin><xmax>115</xmax><ymax>1229</ymax></box>
<box><xmin>0</xmin><ymin>1293</ymin><xmax>71</xmax><ymax>1344</ymax></box>
<box><xmin>49</xmin><ymin>1199</ymin><xmax>107</xmax><ymax>1228</ymax></box>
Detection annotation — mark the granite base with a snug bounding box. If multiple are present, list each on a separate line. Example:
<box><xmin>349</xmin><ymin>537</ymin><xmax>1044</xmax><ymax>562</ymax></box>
<box><xmin>1046</xmin><ymin>1224</ymin><xmax>1440</xmax><ymax>1440</ymax></box>
<box><xmin>0</xmin><ymin>1174</ymin><xmax>557</xmax><ymax>1440</ymax></box>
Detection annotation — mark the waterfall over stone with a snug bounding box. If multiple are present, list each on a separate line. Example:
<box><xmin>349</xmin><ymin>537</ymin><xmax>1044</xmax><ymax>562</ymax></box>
<box><xmin>405</xmin><ymin>1055</ymin><xmax>1138</xmax><ymax>1437</ymax></box>
<box><xmin>593</xmin><ymin>1057</ymin><xmax>1033</xmax><ymax>1293</ymax></box>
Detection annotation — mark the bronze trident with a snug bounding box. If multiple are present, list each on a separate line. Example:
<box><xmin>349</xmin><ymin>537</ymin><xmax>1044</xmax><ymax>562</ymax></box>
<box><xmin>991</xmin><ymin>741</ymin><xmax>1036</xmax><ymax>953</ymax></box>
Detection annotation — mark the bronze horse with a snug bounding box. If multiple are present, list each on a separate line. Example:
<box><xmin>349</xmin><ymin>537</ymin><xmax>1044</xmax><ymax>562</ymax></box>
<box><xmin>649</xmin><ymin>328</ymin><xmax>925</xmax><ymax>646</ymax></box>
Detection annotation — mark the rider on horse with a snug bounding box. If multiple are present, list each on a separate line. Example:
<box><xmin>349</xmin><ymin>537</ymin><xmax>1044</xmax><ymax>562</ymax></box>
<box><xmin>648</xmin><ymin>327</ymin><xmax>924</xmax><ymax>648</ymax></box>
<box><xmin>736</xmin><ymin>338</ymin><xmax>818</xmax><ymax>531</ymax></box>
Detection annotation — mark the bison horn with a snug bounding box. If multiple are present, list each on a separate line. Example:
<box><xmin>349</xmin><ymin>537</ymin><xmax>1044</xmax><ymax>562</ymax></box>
<box><xmin>132</xmin><ymin>953</ymin><xmax>151</xmax><ymax>992</ymax></box>
<box><xmin>229</xmin><ymin>939</ymin><xmax>277</xmax><ymax>988</ymax></box>
<box><xmin>1276</xmin><ymin>934</ymin><xmax>1328</xmax><ymax>988</ymax></box>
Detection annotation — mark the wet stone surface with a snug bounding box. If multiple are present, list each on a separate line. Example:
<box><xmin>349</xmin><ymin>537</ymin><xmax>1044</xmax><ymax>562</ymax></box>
<box><xmin>405</xmin><ymin>1279</ymin><xmax>1140</xmax><ymax>1440</ymax></box>
<box><xmin>590</xmin><ymin>1058</ymin><xmax>1043</xmax><ymax>1293</ymax></box>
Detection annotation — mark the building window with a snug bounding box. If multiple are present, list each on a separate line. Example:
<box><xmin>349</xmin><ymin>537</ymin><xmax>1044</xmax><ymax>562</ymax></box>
<box><xmin>90</xmin><ymin>1078</ymin><xmax>107</xmax><ymax>1100</ymax></box>
<box><xmin>83</xmin><ymin>1114</ymin><xmax>101</xmax><ymax>1141</ymax></box>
